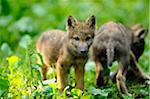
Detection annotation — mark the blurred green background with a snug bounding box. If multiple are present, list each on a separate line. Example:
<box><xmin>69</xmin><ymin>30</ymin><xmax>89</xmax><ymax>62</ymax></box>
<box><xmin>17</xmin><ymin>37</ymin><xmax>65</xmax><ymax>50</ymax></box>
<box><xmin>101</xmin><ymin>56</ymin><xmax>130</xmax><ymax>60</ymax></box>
<box><xmin>0</xmin><ymin>0</ymin><xmax>149</xmax><ymax>49</ymax></box>
<box><xmin>0</xmin><ymin>0</ymin><xmax>149</xmax><ymax>98</ymax></box>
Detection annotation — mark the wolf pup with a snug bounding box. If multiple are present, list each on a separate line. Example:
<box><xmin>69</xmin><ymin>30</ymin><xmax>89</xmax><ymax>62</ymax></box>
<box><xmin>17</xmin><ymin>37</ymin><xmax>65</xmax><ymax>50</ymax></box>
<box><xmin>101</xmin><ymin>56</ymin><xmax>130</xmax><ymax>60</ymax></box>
<box><xmin>131</xmin><ymin>24</ymin><xmax>148</xmax><ymax>61</ymax></box>
<box><xmin>36</xmin><ymin>15</ymin><xmax>96</xmax><ymax>93</ymax></box>
<box><xmin>92</xmin><ymin>21</ymin><xmax>133</xmax><ymax>96</ymax></box>
<box><xmin>127</xmin><ymin>24</ymin><xmax>149</xmax><ymax>81</ymax></box>
<box><xmin>110</xmin><ymin>24</ymin><xmax>150</xmax><ymax>82</ymax></box>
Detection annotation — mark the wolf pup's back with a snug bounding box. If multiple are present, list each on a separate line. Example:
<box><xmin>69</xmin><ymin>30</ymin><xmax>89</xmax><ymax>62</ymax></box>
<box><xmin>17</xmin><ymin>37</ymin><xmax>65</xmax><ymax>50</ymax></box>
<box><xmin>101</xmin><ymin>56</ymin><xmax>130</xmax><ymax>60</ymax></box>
<box><xmin>36</xmin><ymin>30</ymin><xmax>66</xmax><ymax>67</ymax></box>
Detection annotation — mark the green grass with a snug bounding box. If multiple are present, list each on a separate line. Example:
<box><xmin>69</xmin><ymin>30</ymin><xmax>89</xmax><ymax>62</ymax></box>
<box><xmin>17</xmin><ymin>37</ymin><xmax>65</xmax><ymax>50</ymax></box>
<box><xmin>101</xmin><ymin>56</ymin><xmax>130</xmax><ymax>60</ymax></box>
<box><xmin>0</xmin><ymin>0</ymin><xmax>149</xmax><ymax>98</ymax></box>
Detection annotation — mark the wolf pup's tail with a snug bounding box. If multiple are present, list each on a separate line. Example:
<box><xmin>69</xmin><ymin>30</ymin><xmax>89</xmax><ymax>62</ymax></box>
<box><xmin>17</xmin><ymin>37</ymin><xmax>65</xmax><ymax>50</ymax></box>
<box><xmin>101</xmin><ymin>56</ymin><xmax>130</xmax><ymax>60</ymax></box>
<box><xmin>106</xmin><ymin>40</ymin><xmax>114</xmax><ymax>67</ymax></box>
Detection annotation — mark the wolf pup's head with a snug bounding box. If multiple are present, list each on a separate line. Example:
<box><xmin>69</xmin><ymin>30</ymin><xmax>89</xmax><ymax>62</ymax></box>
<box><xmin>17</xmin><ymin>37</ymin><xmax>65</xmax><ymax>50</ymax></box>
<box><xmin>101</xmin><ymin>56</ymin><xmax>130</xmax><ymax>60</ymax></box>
<box><xmin>131</xmin><ymin>24</ymin><xmax>148</xmax><ymax>60</ymax></box>
<box><xmin>66</xmin><ymin>15</ymin><xmax>96</xmax><ymax>56</ymax></box>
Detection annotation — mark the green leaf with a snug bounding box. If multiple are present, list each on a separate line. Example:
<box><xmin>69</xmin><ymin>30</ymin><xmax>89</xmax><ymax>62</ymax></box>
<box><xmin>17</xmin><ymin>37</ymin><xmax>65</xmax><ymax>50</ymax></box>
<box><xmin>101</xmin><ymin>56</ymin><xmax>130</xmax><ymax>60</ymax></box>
<box><xmin>90</xmin><ymin>87</ymin><xmax>108</xmax><ymax>97</ymax></box>
<box><xmin>71</xmin><ymin>88</ymin><xmax>83</xmax><ymax>97</ymax></box>
<box><xmin>85</xmin><ymin>61</ymin><xmax>95</xmax><ymax>71</ymax></box>
<box><xmin>32</xmin><ymin>4</ymin><xmax>47</xmax><ymax>17</ymax></box>
<box><xmin>19</xmin><ymin>35</ymin><xmax>31</xmax><ymax>49</ymax></box>
<box><xmin>37</xmin><ymin>52</ymin><xmax>45</xmax><ymax>65</ymax></box>
<box><xmin>0</xmin><ymin>15</ymin><xmax>12</xmax><ymax>27</ymax></box>
<box><xmin>10</xmin><ymin>17</ymin><xmax>37</xmax><ymax>33</ymax></box>
<box><xmin>42</xmin><ymin>86</ymin><xmax>53</xmax><ymax>95</ymax></box>
<box><xmin>1</xmin><ymin>43</ymin><xmax>12</xmax><ymax>56</ymax></box>
<box><xmin>0</xmin><ymin>79</ymin><xmax>9</xmax><ymax>96</ymax></box>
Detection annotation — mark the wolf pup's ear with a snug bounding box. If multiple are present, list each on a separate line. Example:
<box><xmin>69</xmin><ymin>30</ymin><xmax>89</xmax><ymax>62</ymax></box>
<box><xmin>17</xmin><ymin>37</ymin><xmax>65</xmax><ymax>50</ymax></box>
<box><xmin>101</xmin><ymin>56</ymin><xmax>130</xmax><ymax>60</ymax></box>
<box><xmin>67</xmin><ymin>16</ymin><xmax>77</xmax><ymax>28</ymax></box>
<box><xmin>132</xmin><ymin>24</ymin><xmax>148</xmax><ymax>39</ymax></box>
<box><xmin>137</xmin><ymin>29</ymin><xmax>148</xmax><ymax>39</ymax></box>
<box><xmin>86</xmin><ymin>15</ymin><xmax>96</xmax><ymax>28</ymax></box>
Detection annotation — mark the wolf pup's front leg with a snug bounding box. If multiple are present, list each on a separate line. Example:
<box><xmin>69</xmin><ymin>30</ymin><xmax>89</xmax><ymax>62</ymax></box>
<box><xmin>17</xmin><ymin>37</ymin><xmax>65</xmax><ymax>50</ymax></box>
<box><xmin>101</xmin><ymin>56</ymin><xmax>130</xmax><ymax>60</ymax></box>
<box><xmin>56</xmin><ymin>58</ymin><xmax>70</xmax><ymax>94</ymax></box>
<box><xmin>74</xmin><ymin>64</ymin><xmax>85</xmax><ymax>90</ymax></box>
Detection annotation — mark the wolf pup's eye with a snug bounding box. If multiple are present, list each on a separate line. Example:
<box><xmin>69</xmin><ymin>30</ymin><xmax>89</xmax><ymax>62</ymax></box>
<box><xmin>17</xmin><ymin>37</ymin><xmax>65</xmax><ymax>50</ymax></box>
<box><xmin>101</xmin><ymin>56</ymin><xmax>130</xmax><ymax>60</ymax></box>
<box><xmin>85</xmin><ymin>36</ymin><xmax>91</xmax><ymax>41</ymax></box>
<box><xmin>73</xmin><ymin>37</ymin><xmax>80</xmax><ymax>41</ymax></box>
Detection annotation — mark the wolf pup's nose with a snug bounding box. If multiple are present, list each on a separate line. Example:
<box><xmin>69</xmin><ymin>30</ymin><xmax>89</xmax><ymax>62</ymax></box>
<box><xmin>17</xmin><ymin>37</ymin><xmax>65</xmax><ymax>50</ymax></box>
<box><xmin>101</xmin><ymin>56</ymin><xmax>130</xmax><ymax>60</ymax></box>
<box><xmin>80</xmin><ymin>48</ymin><xmax>88</xmax><ymax>54</ymax></box>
